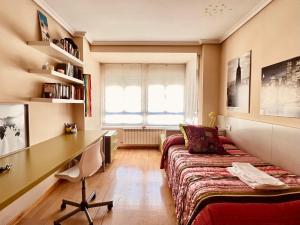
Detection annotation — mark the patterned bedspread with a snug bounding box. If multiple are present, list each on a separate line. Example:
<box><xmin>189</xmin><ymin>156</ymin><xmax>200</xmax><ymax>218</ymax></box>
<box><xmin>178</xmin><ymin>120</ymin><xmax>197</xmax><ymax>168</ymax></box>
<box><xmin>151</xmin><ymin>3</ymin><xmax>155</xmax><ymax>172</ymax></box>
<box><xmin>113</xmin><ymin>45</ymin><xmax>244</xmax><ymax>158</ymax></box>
<box><xmin>164</xmin><ymin>144</ymin><xmax>300</xmax><ymax>225</ymax></box>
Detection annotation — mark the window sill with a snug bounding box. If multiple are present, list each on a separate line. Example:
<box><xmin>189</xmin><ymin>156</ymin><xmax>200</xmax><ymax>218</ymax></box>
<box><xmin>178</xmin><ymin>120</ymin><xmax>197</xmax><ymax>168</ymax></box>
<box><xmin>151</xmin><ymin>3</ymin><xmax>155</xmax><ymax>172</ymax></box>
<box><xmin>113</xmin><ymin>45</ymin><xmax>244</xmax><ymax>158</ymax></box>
<box><xmin>101</xmin><ymin>125</ymin><xmax>179</xmax><ymax>130</ymax></box>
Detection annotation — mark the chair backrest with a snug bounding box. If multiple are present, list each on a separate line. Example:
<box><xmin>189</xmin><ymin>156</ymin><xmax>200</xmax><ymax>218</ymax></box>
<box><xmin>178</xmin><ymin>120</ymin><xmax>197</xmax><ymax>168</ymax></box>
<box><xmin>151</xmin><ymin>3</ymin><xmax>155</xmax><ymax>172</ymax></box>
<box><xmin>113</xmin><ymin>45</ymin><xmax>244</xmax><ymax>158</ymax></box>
<box><xmin>79</xmin><ymin>138</ymin><xmax>103</xmax><ymax>178</ymax></box>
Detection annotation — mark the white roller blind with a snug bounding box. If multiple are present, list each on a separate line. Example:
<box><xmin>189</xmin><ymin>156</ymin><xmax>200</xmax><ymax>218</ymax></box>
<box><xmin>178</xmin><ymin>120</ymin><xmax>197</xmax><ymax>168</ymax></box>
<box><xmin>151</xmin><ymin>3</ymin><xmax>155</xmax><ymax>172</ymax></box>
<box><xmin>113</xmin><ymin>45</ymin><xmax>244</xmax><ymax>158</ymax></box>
<box><xmin>103</xmin><ymin>63</ymin><xmax>186</xmax><ymax>126</ymax></box>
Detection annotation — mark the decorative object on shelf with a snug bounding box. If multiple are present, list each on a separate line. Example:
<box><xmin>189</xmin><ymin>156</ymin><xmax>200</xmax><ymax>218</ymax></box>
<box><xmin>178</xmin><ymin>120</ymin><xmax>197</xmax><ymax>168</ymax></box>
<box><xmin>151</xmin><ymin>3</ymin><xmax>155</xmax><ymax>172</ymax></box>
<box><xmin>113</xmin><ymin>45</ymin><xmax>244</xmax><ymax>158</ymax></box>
<box><xmin>64</xmin><ymin>123</ymin><xmax>77</xmax><ymax>134</ymax></box>
<box><xmin>227</xmin><ymin>51</ymin><xmax>251</xmax><ymax>113</ymax></box>
<box><xmin>0</xmin><ymin>104</ymin><xmax>29</xmax><ymax>158</ymax></box>
<box><xmin>37</xmin><ymin>10</ymin><xmax>50</xmax><ymax>41</ymax></box>
<box><xmin>42</xmin><ymin>62</ymin><xmax>49</xmax><ymax>70</ymax></box>
<box><xmin>260</xmin><ymin>56</ymin><xmax>300</xmax><ymax>118</ymax></box>
<box><xmin>41</xmin><ymin>63</ymin><xmax>54</xmax><ymax>71</ymax></box>
<box><xmin>0</xmin><ymin>164</ymin><xmax>12</xmax><ymax>174</ymax></box>
<box><xmin>84</xmin><ymin>74</ymin><xmax>92</xmax><ymax>117</ymax></box>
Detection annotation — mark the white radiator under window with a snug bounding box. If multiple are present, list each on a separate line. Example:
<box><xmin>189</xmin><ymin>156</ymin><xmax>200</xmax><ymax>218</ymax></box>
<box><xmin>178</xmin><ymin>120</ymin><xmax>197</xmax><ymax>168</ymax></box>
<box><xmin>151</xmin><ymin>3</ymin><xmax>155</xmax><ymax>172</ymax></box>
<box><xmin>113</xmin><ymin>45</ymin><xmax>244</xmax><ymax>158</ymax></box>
<box><xmin>122</xmin><ymin>128</ymin><xmax>163</xmax><ymax>145</ymax></box>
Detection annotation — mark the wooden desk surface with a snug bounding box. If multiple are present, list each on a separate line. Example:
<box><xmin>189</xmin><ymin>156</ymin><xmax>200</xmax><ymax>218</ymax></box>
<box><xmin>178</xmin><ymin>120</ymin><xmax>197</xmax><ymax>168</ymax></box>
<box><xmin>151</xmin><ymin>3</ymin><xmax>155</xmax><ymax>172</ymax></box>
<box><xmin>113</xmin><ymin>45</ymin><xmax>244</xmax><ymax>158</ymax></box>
<box><xmin>0</xmin><ymin>130</ymin><xmax>107</xmax><ymax>210</ymax></box>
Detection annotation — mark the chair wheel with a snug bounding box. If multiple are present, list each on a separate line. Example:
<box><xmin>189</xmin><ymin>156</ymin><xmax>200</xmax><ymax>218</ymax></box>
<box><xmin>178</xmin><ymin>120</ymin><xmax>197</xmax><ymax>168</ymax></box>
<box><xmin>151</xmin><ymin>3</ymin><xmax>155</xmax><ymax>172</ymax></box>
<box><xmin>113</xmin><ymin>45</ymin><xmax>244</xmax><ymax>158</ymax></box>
<box><xmin>90</xmin><ymin>223</ymin><xmax>93</xmax><ymax>225</ymax></box>
<box><xmin>91</xmin><ymin>193</ymin><xmax>96</xmax><ymax>201</ymax></box>
<box><xmin>108</xmin><ymin>202</ymin><xmax>113</xmax><ymax>210</ymax></box>
<box><xmin>54</xmin><ymin>222</ymin><xmax>60</xmax><ymax>225</ymax></box>
<box><xmin>60</xmin><ymin>202</ymin><xmax>66</xmax><ymax>210</ymax></box>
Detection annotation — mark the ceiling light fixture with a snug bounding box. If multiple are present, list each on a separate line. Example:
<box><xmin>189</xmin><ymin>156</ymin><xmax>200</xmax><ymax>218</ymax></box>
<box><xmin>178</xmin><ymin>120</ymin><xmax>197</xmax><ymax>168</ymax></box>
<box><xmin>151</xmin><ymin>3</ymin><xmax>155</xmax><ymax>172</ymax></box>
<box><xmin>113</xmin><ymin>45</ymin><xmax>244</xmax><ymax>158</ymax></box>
<box><xmin>204</xmin><ymin>0</ymin><xmax>233</xmax><ymax>16</ymax></box>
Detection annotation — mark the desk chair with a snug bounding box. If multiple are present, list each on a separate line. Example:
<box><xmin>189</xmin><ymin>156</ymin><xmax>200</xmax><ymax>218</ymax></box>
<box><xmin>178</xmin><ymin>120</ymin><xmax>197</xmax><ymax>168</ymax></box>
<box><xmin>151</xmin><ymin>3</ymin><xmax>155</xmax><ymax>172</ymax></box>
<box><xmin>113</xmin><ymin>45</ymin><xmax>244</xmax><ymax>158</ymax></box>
<box><xmin>54</xmin><ymin>139</ymin><xmax>113</xmax><ymax>225</ymax></box>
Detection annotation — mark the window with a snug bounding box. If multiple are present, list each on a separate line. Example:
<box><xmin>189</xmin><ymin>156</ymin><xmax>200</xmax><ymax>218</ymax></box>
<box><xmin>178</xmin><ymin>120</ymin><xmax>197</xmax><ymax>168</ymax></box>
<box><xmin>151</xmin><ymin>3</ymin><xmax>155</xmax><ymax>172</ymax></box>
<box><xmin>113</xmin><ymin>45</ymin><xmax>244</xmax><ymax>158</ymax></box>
<box><xmin>103</xmin><ymin>64</ymin><xmax>185</xmax><ymax>126</ymax></box>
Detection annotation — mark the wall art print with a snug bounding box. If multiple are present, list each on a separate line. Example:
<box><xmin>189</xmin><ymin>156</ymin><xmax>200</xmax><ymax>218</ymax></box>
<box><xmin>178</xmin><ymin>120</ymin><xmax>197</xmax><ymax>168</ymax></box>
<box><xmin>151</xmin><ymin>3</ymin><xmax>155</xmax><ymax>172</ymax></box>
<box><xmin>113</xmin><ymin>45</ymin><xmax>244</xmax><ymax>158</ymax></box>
<box><xmin>260</xmin><ymin>56</ymin><xmax>300</xmax><ymax>118</ymax></box>
<box><xmin>227</xmin><ymin>51</ymin><xmax>251</xmax><ymax>113</ymax></box>
<box><xmin>0</xmin><ymin>104</ymin><xmax>29</xmax><ymax>157</ymax></box>
<box><xmin>38</xmin><ymin>10</ymin><xmax>50</xmax><ymax>41</ymax></box>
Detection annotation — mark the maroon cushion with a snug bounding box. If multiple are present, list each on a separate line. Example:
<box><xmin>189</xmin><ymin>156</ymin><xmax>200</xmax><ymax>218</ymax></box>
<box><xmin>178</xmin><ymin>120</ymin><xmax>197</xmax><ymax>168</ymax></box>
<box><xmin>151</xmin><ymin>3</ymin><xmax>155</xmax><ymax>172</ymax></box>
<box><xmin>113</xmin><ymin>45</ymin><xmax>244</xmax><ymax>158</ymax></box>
<box><xmin>183</xmin><ymin>125</ymin><xmax>225</xmax><ymax>154</ymax></box>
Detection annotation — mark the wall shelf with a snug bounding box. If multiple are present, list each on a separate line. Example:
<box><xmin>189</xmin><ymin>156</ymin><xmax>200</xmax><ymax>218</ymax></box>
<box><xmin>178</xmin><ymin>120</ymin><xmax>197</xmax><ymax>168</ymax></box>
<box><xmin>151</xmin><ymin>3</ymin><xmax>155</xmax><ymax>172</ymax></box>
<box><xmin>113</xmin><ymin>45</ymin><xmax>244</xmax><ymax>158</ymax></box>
<box><xmin>31</xmin><ymin>98</ymin><xmax>84</xmax><ymax>104</ymax></box>
<box><xmin>27</xmin><ymin>41</ymin><xmax>84</xmax><ymax>67</ymax></box>
<box><xmin>29</xmin><ymin>69</ymin><xmax>84</xmax><ymax>85</ymax></box>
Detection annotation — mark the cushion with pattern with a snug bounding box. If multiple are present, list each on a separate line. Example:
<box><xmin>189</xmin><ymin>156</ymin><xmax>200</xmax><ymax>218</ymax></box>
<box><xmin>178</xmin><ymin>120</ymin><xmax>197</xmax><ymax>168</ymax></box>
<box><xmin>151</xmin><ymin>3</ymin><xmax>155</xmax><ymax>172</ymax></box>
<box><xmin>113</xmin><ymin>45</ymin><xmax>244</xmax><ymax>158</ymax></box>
<box><xmin>183</xmin><ymin>125</ymin><xmax>225</xmax><ymax>154</ymax></box>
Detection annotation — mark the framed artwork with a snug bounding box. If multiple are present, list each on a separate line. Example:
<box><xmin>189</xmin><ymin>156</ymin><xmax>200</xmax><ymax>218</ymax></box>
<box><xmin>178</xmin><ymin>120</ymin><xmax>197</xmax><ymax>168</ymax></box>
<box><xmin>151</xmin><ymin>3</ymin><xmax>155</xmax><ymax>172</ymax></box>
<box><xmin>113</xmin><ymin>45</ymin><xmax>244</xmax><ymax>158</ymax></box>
<box><xmin>260</xmin><ymin>56</ymin><xmax>300</xmax><ymax>118</ymax></box>
<box><xmin>84</xmin><ymin>74</ymin><xmax>92</xmax><ymax>117</ymax></box>
<box><xmin>38</xmin><ymin>10</ymin><xmax>50</xmax><ymax>41</ymax></box>
<box><xmin>227</xmin><ymin>51</ymin><xmax>251</xmax><ymax>113</ymax></box>
<box><xmin>0</xmin><ymin>104</ymin><xmax>29</xmax><ymax>158</ymax></box>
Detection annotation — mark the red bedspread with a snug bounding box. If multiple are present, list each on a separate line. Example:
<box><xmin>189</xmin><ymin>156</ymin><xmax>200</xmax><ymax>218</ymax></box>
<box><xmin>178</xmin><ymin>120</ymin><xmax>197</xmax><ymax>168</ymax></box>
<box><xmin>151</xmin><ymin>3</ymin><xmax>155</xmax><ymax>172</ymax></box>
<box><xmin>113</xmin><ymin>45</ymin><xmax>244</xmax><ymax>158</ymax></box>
<box><xmin>193</xmin><ymin>200</ymin><xmax>300</xmax><ymax>225</ymax></box>
<box><xmin>161</xmin><ymin>135</ymin><xmax>300</xmax><ymax>225</ymax></box>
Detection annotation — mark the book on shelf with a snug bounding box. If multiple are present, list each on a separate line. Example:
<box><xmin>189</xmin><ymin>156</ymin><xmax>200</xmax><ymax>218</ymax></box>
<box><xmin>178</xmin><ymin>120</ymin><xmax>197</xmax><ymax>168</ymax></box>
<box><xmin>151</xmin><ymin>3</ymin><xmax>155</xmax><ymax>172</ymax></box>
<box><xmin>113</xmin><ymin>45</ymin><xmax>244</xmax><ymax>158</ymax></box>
<box><xmin>42</xmin><ymin>83</ymin><xmax>84</xmax><ymax>100</ymax></box>
<box><xmin>57</xmin><ymin>38</ymin><xmax>80</xmax><ymax>59</ymax></box>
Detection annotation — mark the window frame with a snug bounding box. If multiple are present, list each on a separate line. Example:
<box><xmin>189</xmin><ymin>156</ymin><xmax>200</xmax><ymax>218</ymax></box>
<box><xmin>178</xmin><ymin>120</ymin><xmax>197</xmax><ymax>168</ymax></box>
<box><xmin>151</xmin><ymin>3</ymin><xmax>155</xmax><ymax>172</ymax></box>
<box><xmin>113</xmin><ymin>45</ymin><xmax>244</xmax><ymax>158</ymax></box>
<box><xmin>102</xmin><ymin>64</ymin><xmax>186</xmax><ymax>127</ymax></box>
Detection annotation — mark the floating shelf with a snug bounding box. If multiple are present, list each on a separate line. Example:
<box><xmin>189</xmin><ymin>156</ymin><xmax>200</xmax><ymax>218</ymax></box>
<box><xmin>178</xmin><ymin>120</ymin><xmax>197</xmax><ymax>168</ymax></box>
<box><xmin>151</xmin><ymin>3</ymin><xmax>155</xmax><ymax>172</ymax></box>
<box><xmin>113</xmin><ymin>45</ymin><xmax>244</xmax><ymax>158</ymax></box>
<box><xmin>27</xmin><ymin>41</ymin><xmax>84</xmax><ymax>67</ymax></box>
<box><xmin>31</xmin><ymin>98</ymin><xmax>84</xmax><ymax>104</ymax></box>
<box><xmin>29</xmin><ymin>69</ymin><xmax>84</xmax><ymax>85</ymax></box>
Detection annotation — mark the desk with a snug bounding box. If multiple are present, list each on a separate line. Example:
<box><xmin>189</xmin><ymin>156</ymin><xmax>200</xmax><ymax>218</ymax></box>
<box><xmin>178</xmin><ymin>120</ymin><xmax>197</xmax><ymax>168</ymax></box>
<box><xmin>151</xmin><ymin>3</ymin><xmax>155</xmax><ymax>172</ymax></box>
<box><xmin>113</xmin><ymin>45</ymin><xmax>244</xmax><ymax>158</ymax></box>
<box><xmin>0</xmin><ymin>130</ymin><xmax>106</xmax><ymax>210</ymax></box>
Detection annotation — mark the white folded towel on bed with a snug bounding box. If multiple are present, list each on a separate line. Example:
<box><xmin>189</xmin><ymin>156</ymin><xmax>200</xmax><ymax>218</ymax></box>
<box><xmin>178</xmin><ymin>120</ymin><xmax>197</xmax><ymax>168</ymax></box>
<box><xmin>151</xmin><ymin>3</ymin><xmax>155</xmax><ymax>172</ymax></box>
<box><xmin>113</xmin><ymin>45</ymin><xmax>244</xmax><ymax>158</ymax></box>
<box><xmin>227</xmin><ymin>162</ymin><xmax>289</xmax><ymax>190</ymax></box>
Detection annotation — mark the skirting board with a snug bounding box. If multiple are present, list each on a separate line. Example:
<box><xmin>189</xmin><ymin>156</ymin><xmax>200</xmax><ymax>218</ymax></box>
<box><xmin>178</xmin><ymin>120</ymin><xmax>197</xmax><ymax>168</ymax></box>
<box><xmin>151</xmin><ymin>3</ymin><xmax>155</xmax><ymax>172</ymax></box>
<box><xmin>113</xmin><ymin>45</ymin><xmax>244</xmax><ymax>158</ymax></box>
<box><xmin>218</xmin><ymin>115</ymin><xmax>300</xmax><ymax>175</ymax></box>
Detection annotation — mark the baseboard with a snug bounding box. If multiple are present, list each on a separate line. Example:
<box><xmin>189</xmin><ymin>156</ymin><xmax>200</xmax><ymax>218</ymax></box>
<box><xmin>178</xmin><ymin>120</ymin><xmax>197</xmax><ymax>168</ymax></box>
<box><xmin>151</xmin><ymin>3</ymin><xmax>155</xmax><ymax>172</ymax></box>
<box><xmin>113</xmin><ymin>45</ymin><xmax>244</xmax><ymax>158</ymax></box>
<box><xmin>8</xmin><ymin>180</ymin><xmax>61</xmax><ymax>225</ymax></box>
<box><xmin>118</xmin><ymin>144</ymin><xmax>159</xmax><ymax>149</ymax></box>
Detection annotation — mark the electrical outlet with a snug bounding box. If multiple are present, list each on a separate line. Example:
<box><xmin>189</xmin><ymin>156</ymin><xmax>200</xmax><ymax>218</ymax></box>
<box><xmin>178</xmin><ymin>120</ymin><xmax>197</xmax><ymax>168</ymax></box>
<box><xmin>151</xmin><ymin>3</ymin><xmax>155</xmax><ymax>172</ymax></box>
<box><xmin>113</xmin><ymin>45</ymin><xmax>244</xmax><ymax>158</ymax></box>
<box><xmin>225</xmin><ymin>124</ymin><xmax>231</xmax><ymax>131</ymax></box>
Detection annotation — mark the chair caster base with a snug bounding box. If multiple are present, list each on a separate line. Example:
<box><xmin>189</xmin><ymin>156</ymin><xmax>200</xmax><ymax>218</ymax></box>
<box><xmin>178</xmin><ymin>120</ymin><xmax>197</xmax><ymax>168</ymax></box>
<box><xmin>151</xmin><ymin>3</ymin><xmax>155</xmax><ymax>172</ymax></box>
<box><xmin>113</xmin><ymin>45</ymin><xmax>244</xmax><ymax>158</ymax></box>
<box><xmin>108</xmin><ymin>202</ymin><xmax>113</xmax><ymax>210</ymax></box>
<box><xmin>60</xmin><ymin>203</ymin><xmax>66</xmax><ymax>211</ymax></box>
<box><xmin>91</xmin><ymin>193</ymin><xmax>96</xmax><ymax>201</ymax></box>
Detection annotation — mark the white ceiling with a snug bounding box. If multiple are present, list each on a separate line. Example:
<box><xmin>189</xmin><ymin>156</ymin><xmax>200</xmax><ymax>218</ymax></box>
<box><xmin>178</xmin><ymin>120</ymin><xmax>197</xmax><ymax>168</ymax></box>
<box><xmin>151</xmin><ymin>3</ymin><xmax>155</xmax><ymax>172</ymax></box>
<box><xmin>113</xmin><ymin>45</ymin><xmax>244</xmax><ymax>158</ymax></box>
<box><xmin>39</xmin><ymin>0</ymin><xmax>271</xmax><ymax>43</ymax></box>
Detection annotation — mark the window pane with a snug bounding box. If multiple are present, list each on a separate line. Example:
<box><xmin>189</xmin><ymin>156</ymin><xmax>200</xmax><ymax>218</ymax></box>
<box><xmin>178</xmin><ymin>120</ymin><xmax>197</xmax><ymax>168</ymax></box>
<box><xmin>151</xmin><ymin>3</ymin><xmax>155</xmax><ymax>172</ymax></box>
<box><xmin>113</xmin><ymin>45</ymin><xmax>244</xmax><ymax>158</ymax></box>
<box><xmin>124</xmin><ymin>86</ymin><xmax>141</xmax><ymax>112</ymax></box>
<box><xmin>165</xmin><ymin>85</ymin><xmax>184</xmax><ymax>112</ymax></box>
<box><xmin>104</xmin><ymin>114</ymin><xmax>142</xmax><ymax>124</ymax></box>
<box><xmin>105</xmin><ymin>86</ymin><xmax>124</xmax><ymax>112</ymax></box>
<box><xmin>147</xmin><ymin>115</ymin><xmax>184</xmax><ymax>125</ymax></box>
<box><xmin>148</xmin><ymin>85</ymin><xmax>165</xmax><ymax>112</ymax></box>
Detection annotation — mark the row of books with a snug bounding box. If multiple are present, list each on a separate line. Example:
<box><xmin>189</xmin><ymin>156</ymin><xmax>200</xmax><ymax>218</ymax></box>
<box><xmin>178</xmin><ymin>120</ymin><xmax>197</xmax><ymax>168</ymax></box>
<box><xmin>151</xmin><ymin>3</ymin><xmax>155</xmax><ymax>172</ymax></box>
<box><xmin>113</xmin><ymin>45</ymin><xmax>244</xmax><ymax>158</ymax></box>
<box><xmin>55</xmin><ymin>63</ymin><xmax>83</xmax><ymax>80</ymax></box>
<box><xmin>42</xmin><ymin>83</ymin><xmax>84</xmax><ymax>100</ymax></box>
<box><xmin>53</xmin><ymin>38</ymin><xmax>80</xmax><ymax>59</ymax></box>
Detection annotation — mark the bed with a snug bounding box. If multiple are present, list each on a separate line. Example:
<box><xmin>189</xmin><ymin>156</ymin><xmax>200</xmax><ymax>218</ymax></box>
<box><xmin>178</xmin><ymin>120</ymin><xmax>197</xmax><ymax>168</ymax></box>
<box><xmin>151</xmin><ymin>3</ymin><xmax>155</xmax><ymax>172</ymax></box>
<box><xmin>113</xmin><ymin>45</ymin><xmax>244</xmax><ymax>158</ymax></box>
<box><xmin>160</xmin><ymin>134</ymin><xmax>300</xmax><ymax>225</ymax></box>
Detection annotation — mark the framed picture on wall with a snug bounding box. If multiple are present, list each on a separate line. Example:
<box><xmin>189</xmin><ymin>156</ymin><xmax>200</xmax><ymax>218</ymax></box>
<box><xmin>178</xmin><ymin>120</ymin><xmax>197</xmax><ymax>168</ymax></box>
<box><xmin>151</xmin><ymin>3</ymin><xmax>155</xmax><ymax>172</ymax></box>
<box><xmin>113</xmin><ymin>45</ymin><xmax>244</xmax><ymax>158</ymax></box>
<box><xmin>226</xmin><ymin>51</ymin><xmax>251</xmax><ymax>113</ymax></box>
<box><xmin>0</xmin><ymin>104</ymin><xmax>29</xmax><ymax>158</ymax></box>
<box><xmin>38</xmin><ymin>10</ymin><xmax>50</xmax><ymax>41</ymax></box>
<box><xmin>260</xmin><ymin>56</ymin><xmax>300</xmax><ymax>118</ymax></box>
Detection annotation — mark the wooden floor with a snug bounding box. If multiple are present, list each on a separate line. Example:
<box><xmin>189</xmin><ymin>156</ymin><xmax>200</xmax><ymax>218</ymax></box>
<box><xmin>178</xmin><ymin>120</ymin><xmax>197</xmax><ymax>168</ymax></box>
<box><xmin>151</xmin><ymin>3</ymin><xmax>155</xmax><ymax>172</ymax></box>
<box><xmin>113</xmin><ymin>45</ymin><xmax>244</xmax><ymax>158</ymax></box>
<box><xmin>17</xmin><ymin>149</ymin><xmax>177</xmax><ymax>225</ymax></box>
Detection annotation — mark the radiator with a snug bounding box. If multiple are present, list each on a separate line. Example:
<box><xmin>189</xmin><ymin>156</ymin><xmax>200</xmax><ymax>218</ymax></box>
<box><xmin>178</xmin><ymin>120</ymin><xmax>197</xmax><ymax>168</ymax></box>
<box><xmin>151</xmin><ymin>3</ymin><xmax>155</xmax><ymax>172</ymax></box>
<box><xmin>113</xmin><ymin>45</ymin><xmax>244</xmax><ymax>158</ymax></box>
<box><xmin>122</xmin><ymin>128</ymin><xmax>163</xmax><ymax>145</ymax></box>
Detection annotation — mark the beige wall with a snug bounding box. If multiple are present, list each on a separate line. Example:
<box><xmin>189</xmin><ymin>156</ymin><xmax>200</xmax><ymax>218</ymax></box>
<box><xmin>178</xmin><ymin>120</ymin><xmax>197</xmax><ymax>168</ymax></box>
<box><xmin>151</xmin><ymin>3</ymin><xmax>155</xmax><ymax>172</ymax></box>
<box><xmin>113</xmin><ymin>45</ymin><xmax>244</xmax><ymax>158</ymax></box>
<box><xmin>219</xmin><ymin>0</ymin><xmax>300</xmax><ymax>128</ymax></box>
<box><xmin>0</xmin><ymin>0</ymin><xmax>79</xmax><ymax>145</ymax></box>
<box><xmin>0</xmin><ymin>0</ymin><xmax>85</xmax><ymax>223</ymax></box>
<box><xmin>82</xmin><ymin>38</ymin><xmax>102</xmax><ymax>130</ymax></box>
<box><xmin>199</xmin><ymin>44</ymin><xmax>221</xmax><ymax>125</ymax></box>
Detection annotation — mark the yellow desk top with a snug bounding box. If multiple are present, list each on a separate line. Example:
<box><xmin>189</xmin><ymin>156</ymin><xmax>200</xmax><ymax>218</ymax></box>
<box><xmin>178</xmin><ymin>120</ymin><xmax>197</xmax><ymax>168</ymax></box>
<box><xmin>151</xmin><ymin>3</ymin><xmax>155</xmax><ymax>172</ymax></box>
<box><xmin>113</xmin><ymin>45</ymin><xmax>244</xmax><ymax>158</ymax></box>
<box><xmin>0</xmin><ymin>130</ymin><xmax>107</xmax><ymax>210</ymax></box>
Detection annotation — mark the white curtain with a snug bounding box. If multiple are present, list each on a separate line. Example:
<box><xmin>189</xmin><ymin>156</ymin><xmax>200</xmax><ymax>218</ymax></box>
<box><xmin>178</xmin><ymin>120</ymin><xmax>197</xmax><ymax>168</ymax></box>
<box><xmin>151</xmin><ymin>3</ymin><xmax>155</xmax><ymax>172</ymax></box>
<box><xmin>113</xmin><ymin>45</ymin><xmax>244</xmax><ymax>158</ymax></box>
<box><xmin>184</xmin><ymin>56</ymin><xmax>198</xmax><ymax>124</ymax></box>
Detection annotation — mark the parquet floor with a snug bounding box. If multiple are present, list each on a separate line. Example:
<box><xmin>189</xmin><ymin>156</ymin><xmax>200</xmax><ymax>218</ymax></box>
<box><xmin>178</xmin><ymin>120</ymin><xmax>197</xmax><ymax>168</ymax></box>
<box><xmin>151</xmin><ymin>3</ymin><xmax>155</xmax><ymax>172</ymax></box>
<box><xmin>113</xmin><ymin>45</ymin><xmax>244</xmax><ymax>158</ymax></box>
<box><xmin>17</xmin><ymin>149</ymin><xmax>177</xmax><ymax>225</ymax></box>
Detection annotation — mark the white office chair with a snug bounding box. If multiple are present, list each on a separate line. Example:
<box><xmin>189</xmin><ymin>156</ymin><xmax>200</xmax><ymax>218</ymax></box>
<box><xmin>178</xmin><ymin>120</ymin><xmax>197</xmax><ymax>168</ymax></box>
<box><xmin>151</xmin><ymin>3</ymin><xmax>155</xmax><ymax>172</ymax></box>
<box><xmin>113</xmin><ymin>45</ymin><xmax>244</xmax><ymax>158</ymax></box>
<box><xmin>54</xmin><ymin>139</ymin><xmax>113</xmax><ymax>225</ymax></box>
